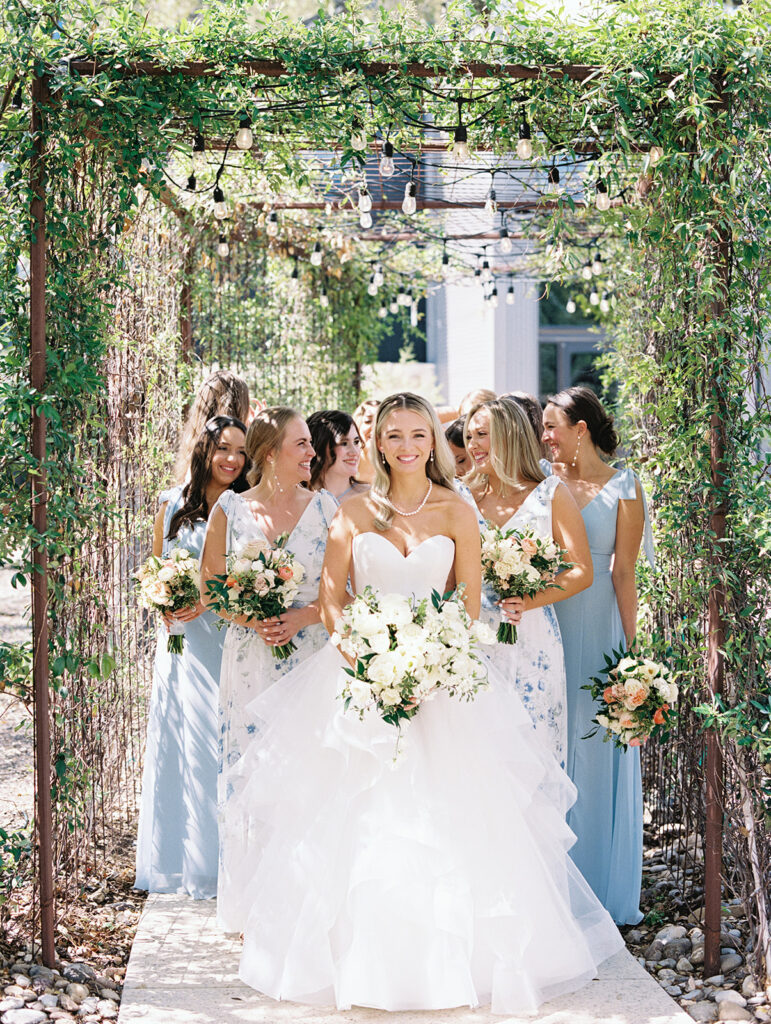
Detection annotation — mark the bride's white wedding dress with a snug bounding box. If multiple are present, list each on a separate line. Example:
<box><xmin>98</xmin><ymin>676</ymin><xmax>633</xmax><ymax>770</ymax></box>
<box><xmin>226</xmin><ymin>532</ymin><xmax>623</xmax><ymax>1015</ymax></box>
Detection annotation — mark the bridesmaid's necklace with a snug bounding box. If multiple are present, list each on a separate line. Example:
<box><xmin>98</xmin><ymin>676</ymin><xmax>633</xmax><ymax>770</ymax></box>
<box><xmin>387</xmin><ymin>479</ymin><xmax>432</xmax><ymax>517</ymax></box>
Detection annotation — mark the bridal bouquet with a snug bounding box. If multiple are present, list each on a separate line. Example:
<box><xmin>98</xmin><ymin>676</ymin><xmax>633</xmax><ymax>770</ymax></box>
<box><xmin>583</xmin><ymin>649</ymin><xmax>678</xmax><ymax>748</ymax></box>
<box><xmin>205</xmin><ymin>537</ymin><xmax>306</xmax><ymax>660</ymax></box>
<box><xmin>331</xmin><ymin>587</ymin><xmax>495</xmax><ymax>730</ymax></box>
<box><xmin>480</xmin><ymin>524</ymin><xmax>572</xmax><ymax>644</ymax></box>
<box><xmin>134</xmin><ymin>548</ymin><xmax>201</xmax><ymax>654</ymax></box>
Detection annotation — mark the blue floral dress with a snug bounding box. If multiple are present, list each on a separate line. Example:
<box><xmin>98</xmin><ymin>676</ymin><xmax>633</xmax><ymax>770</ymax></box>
<box><xmin>135</xmin><ymin>486</ymin><xmax>224</xmax><ymax>899</ymax></box>
<box><xmin>214</xmin><ymin>488</ymin><xmax>338</xmax><ymax>931</ymax></box>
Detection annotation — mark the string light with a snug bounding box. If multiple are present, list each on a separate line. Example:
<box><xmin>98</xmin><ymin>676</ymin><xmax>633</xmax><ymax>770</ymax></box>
<box><xmin>367</xmin><ymin>274</ymin><xmax>378</xmax><ymax>296</ymax></box>
<box><xmin>235</xmin><ymin>111</ymin><xmax>253</xmax><ymax>151</ymax></box>
<box><xmin>410</xmin><ymin>298</ymin><xmax>419</xmax><ymax>328</ymax></box>
<box><xmin>266</xmin><ymin>211</ymin><xmax>279</xmax><ymax>237</ymax></box>
<box><xmin>350</xmin><ymin>122</ymin><xmax>367</xmax><ymax>152</ymax></box>
<box><xmin>451</xmin><ymin>105</ymin><xmax>471</xmax><ymax>163</ymax></box>
<box><xmin>379</xmin><ymin>140</ymin><xmax>395</xmax><ymax>178</ymax></box>
<box><xmin>360</xmin><ymin>211</ymin><xmax>373</xmax><ymax>229</ymax></box>
<box><xmin>442</xmin><ymin>250</ymin><xmax>450</xmax><ymax>275</ymax></box>
<box><xmin>484</xmin><ymin>175</ymin><xmax>497</xmax><ymax>220</ymax></box>
<box><xmin>649</xmin><ymin>145</ymin><xmax>664</xmax><ymax>165</ymax></box>
<box><xmin>217</xmin><ymin>234</ymin><xmax>229</xmax><ymax>258</ymax></box>
<box><xmin>389</xmin><ymin>298</ymin><xmax>399</xmax><ymax>314</ymax></box>
<box><xmin>310</xmin><ymin>239</ymin><xmax>323</xmax><ymax>267</ymax></box>
<box><xmin>378</xmin><ymin>304</ymin><xmax>388</xmax><ymax>318</ymax></box>
<box><xmin>566</xmin><ymin>298</ymin><xmax>576</xmax><ymax>314</ymax></box>
<box><xmin>397</xmin><ymin>285</ymin><xmax>411</xmax><ymax>306</ymax></box>
<box><xmin>516</xmin><ymin>117</ymin><xmax>533</xmax><ymax>161</ymax></box>
<box><xmin>499</xmin><ymin>225</ymin><xmax>513</xmax><ymax>255</ymax></box>
<box><xmin>595</xmin><ymin>179</ymin><xmax>611</xmax><ymax>211</ymax></box>
<box><xmin>547</xmin><ymin>165</ymin><xmax>561</xmax><ymax>195</ymax></box>
<box><xmin>373</xmin><ymin>263</ymin><xmax>384</xmax><ymax>287</ymax></box>
<box><xmin>212</xmin><ymin>184</ymin><xmax>227</xmax><ymax>220</ymax></box>
<box><xmin>192</xmin><ymin>132</ymin><xmax>206</xmax><ymax>174</ymax></box>
<box><xmin>592</xmin><ymin>252</ymin><xmax>603</xmax><ymax>276</ymax></box>
<box><xmin>481</xmin><ymin>259</ymin><xmax>492</xmax><ymax>283</ymax></box>
<box><xmin>320</xmin><ymin>286</ymin><xmax>329</xmax><ymax>308</ymax></box>
<box><xmin>581</xmin><ymin>262</ymin><xmax>593</xmax><ymax>281</ymax></box>
<box><xmin>506</xmin><ymin>284</ymin><xmax>515</xmax><ymax>305</ymax></box>
<box><xmin>600</xmin><ymin>292</ymin><xmax>611</xmax><ymax>314</ymax></box>
<box><xmin>402</xmin><ymin>180</ymin><xmax>417</xmax><ymax>216</ymax></box>
<box><xmin>358</xmin><ymin>185</ymin><xmax>372</xmax><ymax>213</ymax></box>
<box><xmin>489</xmin><ymin>286</ymin><xmax>499</xmax><ymax>309</ymax></box>
<box><xmin>186</xmin><ymin>172</ymin><xmax>197</xmax><ymax>191</ymax></box>
<box><xmin>589</xmin><ymin>287</ymin><xmax>600</xmax><ymax>306</ymax></box>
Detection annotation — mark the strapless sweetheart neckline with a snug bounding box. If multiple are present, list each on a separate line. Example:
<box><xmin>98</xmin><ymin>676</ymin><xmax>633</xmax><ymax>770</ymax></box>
<box><xmin>353</xmin><ymin>531</ymin><xmax>454</xmax><ymax>561</ymax></box>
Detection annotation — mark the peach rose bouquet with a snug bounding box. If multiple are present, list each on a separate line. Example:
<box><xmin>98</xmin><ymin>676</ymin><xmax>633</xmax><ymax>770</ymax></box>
<box><xmin>583</xmin><ymin>648</ymin><xmax>678</xmax><ymax>749</ymax></box>
<box><xmin>480</xmin><ymin>524</ymin><xmax>572</xmax><ymax>644</ymax></box>
<box><xmin>205</xmin><ymin>536</ymin><xmax>306</xmax><ymax>660</ymax></box>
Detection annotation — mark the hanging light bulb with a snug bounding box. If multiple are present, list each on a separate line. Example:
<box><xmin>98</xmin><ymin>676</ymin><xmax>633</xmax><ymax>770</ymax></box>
<box><xmin>441</xmin><ymin>250</ymin><xmax>450</xmax><ymax>276</ymax></box>
<box><xmin>359</xmin><ymin>211</ymin><xmax>373</xmax><ymax>229</ymax></box>
<box><xmin>481</xmin><ymin>259</ymin><xmax>492</xmax><ymax>283</ymax></box>
<box><xmin>484</xmin><ymin>187</ymin><xmax>497</xmax><ymax>220</ymax></box>
<box><xmin>490</xmin><ymin>286</ymin><xmax>499</xmax><ymax>309</ymax></box>
<box><xmin>547</xmin><ymin>164</ymin><xmax>561</xmax><ymax>195</ymax></box>
<box><xmin>600</xmin><ymin>292</ymin><xmax>611</xmax><ymax>314</ymax></box>
<box><xmin>451</xmin><ymin>124</ymin><xmax>470</xmax><ymax>163</ymax></box>
<box><xmin>506</xmin><ymin>284</ymin><xmax>515</xmax><ymax>305</ymax></box>
<box><xmin>474</xmin><ymin>264</ymin><xmax>482</xmax><ymax>281</ymax></box>
<box><xmin>320</xmin><ymin>286</ymin><xmax>329</xmax><ymax>308</ymax></box>
<box><xmin>192</xmin><ymin>132</ymin><xmax>206</xmax><ymax>174</ymax></box>
<box><xmin>595</xmin><ymin>179</ymin><xmax>611</xmax><ymax>211</ymax></box>
<box><xmin>235</xmin><ymin>111</ymin><xmax>253</xmax><ymax>151</ymax></box>
<box><xmin>379</xmin><ymin>140</ymin><xmax>395</xmax><ymax>177</ymax></box>
<box><xmin>350</xmin><ymin>123</ymin><xmax>367</xmax><ymax>152</ymax></box>
<box><xmin>367</xmin><ymin>274</ymin><xmax>378</xmax><ymax>297</ymax></box>
<box><xmin>373</xmin><ymin>264</ymin><xmax>384</xmax><ymax>287</ymax></box>
<box><xmin>212</xmin><ymin>184</ymin><xmax>227</xmax><ymax>220</ymax></box>
<box><xmin>516</xmin><ymin>117</ymin><xmax>533</xmax><ymax>161</ymax></box>
<box><xmin>649</xmin><ymin>145</ymin><xmax>664</xmax><ymax>165</ymax></box>
<box><xmin>499</xmin><ymin>225</ymin><xmax>513</xmax><ymax>255</ymax></box>
<box><xmin>266</xmin><ymin>211</ymin><xmax>279</xmax><ymax>237</ymax></box>
<box><xmin>592</xmin><ymin>252</ymin><xmax>603</xmax><ymax>276</ymax></box>
<box><xmin>217</xmin><ymin>234</ymin><xmax>230</xmax><ymax>258</ymax></box>
<box><xmin>389</xmin><ymin>298</ymin><xmax>399</xmax><ymax>314</ymax></box>
<box><xmin>397</xmin><ymin>285</ymin><xmax>411</xmax><ymax>306</ymax></box>
<box><xmin>410</xmin><ymin>299</ymin><xmax>419</xmax><ymax>328</ymax></box>
<box><xmin>358</xmin><ymin>185</ymin><xmax>372</xmax><ymax>213</ymax></box>
<box><xmin>589</xmin><ymin>287</ymin><xmax>600</xmax><ymax>306</ymax></box>
<box><xmin>378</xmin><ymin>304</ymin><xmax>388</xmax><ymax>318</ymax></box>
<box><xmin>402</xmin><ymin>181</ymin><xmax>417</xmax><ymax>216</ymax></box>
<box><xmin>310</xmin><ymin>240</ymin><xmax>323</xmax><ymax>267</ymax></box>
<box><xmin>186</xmin><ymin>172</ymin><xmax>197</xmax><ymax>191</ymax></box>
<box><xmin>290</xmin><ymin>262</ymin><xmax>299</xmax><ymax>282</ymax></box>
<box><xmin>581</xmin><ymin>262</ymin><xmax>593</xmax><ymax>281</ymax></box>
<box><xmin>566</xmin><ymin>298</ymin><xmax>577</xmax><ymax>314</ymax></box>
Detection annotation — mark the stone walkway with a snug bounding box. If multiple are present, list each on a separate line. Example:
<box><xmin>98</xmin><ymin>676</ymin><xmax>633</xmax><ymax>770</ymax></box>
<box><xmin>117</xmin><ymin>894</ymin><xmax>693</xmax><ymax>1024</ymax></box>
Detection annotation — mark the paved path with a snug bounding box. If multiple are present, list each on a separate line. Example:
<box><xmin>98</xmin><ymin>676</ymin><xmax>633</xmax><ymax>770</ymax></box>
<box><xmin>118</xmin><ymin>894</ymin><xmax>693</xmax><ymax>1024</ymax></box>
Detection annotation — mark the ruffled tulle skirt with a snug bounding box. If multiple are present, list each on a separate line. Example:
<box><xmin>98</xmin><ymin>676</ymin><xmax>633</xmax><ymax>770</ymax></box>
<box><xmin>222</xmin><ymin>642</ymin><xmax>623</xmax><ymax>1015</ymax></box>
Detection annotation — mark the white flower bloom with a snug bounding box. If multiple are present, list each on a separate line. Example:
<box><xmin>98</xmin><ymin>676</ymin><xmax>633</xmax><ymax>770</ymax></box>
<box><xmin>380</xmin><ymin>687</ymin><xmax>402</xmax><ymax>707</ymax></box>
<box><xmin>379</xmin><ymin>593</ymin><xmax>413</xmax><ymax>627</ymax></box>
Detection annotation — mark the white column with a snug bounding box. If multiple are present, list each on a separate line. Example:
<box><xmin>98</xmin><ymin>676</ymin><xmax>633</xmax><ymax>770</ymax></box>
<box><xmin>493</xmin><ymin>277</ymin><xmax>540</xmax><ymax>396</ymax></box>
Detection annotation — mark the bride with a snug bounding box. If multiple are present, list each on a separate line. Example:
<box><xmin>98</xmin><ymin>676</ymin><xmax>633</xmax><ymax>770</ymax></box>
<box><xmin>226</xmin><ymin>392</ymin><xmax>623</xmax><ymax>1015</ymax></box>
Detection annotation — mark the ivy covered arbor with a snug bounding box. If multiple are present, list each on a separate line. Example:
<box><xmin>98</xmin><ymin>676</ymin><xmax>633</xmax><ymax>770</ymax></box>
<box><xmin>2</xmin><ymin>0</ymin><xmax>771</xmax><ymax>986</ymax></box>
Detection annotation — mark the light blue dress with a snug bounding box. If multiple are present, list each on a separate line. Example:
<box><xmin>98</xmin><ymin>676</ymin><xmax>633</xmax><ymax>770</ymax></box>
<box><xmin>135</xmin><ymin>486</ymin><xmax>225</xmax><ymax>899</ymax></box>
<box><xmin>215</xmin><ymin>488</ymin><xmax>339</xmax><ymax>932</ymax></box>
<box><xmin>547</xmin><ymin>465</ymin><xmax>653</xmax><ymax>925</ymax></box>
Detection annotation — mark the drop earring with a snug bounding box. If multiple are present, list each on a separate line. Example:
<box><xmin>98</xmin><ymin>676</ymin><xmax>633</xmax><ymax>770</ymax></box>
<box><xmin>571</xmin><ymin>435</ymin><xmax>582</xmax><ymax>469</ymax></box>
<box><xmin>429</xmin><ymin>450</ymin><xmax>434</xmax><ymax>463</ymax></box>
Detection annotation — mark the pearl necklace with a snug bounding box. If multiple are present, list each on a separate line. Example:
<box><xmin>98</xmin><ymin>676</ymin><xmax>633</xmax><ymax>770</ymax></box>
<box><xmin>387</xmin><ymin>479</ymin><xmax>432</xmax><ymax>517</ymax></box>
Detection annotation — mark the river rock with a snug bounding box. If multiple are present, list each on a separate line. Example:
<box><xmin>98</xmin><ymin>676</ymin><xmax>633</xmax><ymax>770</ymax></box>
<box><xmin>0</xmin><ymin>1009</ymin><xmax>48</xmax><ymax>1024</ymax></box>
<box><xmin>688</xmin><ymin>1003</ymin><xmax>719</xmax><ymax>1023</ymax></box>
<box><xmin>718</xmin><ymin>1004</ymin><xmax>753</xmax><ymax>1022</ymax></box>
<box><xmin>0</xmin><ymin>1003</ymin><xmax>24</xmax><ymax>1014</ymax></box>
<box><xmin>645</xmin><ymin>940</ymin><xmax>666</xmax><ymax>961</ymax></box>
<box><xmin>722</xmin><ymin>953</ymin><xmax>744</xmax><ymax>974</ymax></box>
<box><xmin>64</xmin><ymin>985</ymin><xmax>89</xmax><ymax>1005</ymax></box>
<box><xmin>2</xmin><ymin>991</ymin><xmax>33</xmax><ymax>1004</ymax></box>
<box><xmin>657</xmin><ymin>924</ymin><xmax>688</xmax><ymax>942</ymax></box>
<box><xmin>96</xmin><ymin>1000</ymin><xmax>118</xmax><ymax>1018</ymax></box>
<box><xmin>56</xmin><ymin>995</ymin><xmax>78</xmax><ymax>1013</ymax></box>
<box><xmin>692</xmin><ymin>948</ymin><xmax>706</xmax><ymax>965</ymax></box>
<box><xmin>665</xmin><ymin>937</ymin><xmax>694</xmax><ymax>958</ymax></box>
<box><xmin>743</xmin><ymin>979</ymin><xmax>759</xmax><ymax>998</ymax></box>
<box><xmin>38</xmin><ymin>994</ymin><xmax>58</xmax><ymax>1008</ymax></box>
<box><xmin>716</xmin><ymin>992</ymin><xmax>748</xmax><ymax>1007</ymax></box>
<box><xmin>60</xmin><ymin>966</ymin><xmax>96</xmax><ymax>986</ymax></box>
<box><xmin>678</xmin><ymin>958</ymin><xmax>695</xmax><ymax>973</ymax></box>
<box><xmin>10</xmin><ymin>979</ymin><xmax>30</xmax><ymax>991</ymax></box>
<box><xmin>99</xmin><ymin>988</ymin><xmax>119</xmax><ymax>1002</ymax></box>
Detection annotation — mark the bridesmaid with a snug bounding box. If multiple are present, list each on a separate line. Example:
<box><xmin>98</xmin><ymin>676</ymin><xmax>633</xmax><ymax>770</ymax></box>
<box><xmin>135</xmin><ymin>415</ymin><xmax>249</xmax><ymax>898</ymax></box>
<box><xmin>465</xmin><ymin>398</ymin><xmax>592</xmax><ymax>764</ymax></box>
<box><xmin>307</xmin><ymin>410</ymin><xmax>368</xmax><ymax>501</ymax></box>
<box><xmin>200</xmin><ymin>407</ymin><xmax>338</xmax><ymax>932</ymax></box>
<box><xmin>542</xmin><ymin>385</ymin><xmax>650</xmax><ymax>925</ymax></box>
<box><xmin>352</xmin><ymin>398</ymin><xmax>379</xmax><ymax>485</ymax></box>
<box><xmin>444</xmin><ymin>417</ymin><xmax>472</xmax><ymax>477</ymax></box>
<box><xmin>172</xmin><ymin>370</ymin><xmax>250</xmax><ymax>485</ymax></box>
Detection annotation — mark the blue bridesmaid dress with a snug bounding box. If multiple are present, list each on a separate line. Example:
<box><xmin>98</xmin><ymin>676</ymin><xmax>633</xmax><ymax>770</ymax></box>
<box><xmin>135</xmin><ymin>487</ymin><xmax>226</xmax><ymax>899</ymax></box>
<box><xmin>549</xmin><ymin>466</ymin><xmax>653</xmax><ymax>926</ymax></box>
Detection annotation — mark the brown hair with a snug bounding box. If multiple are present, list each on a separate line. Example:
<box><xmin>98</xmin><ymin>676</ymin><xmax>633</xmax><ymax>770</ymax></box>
<box><xmin>245</xmin><ymin>407</ymin><xmax>303</xmax><ymax>487</ymax></box>
<box><xmin>546</xmin><ymin>386</ymin><xmax>619</xmax><ymax>456</ymax></box>
<box><xmin>174</xmin><ymin>371</ymin><xmax>250</xmax><ymax>483</ymax></box>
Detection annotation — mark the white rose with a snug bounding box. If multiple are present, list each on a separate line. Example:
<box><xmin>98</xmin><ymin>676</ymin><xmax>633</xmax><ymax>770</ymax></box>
<box><xmin>367</xmin><ymin>630</ymin><xmax>391</xmax><ymax>655</ymax></box>
<box><xmin>349</xmin><ymin>606</ymin><xmax>387</xmax><ymax>638</ymax></box>
<box><xmin>240</xmin><ymin>539</ymin><xmax>270</xmax><ymax>560</ymax></box>
<box><xmin>143</xmin><ymin>580</ymin><xmax>172</xmax><ymax>606</ymax></box>
<box><xmin>524</xmin><ymin>564</ymin><xmax>541</xmax><ymax>584</ymax></box>
<box><xmin>616</xmin><ymin>657</ymin><xmax>637</xmax><ymax>675</ymax></box>
<box><xmin>379</xmin><ymin>593</ymin><xmax>414</xmax><ymax>627</ymax></box>
<box><xmin>471</xmin><ymin>620</ymin><xmax>496</xmax><ymax>645</ymax></box>
<box><xmin>396</xmin><ymin>621</ymin><xmax>425</xmax><ymax>645</ymax></box>
<box><xmin>380</xmin><ymin>687</ymin><xmax>402</xmax><ymax>707</ymax></box>
<box><xmin>366</xmin><ymin>652</ymin><xmax>401</xmax><ymax>687</ymax></box>
<box><xmin>157</xmin><ymin>565</ymin><xmax>177</xmax><ymax>583</ymax></box>
<box><xmin>349</xmin><ymin>680</ymin><xmax>373</xmax><ymax>710</ymax></box>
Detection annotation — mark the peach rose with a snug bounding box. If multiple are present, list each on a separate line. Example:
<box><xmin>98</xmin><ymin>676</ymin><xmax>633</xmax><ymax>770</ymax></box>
<box><xmin>520</xmin><ymin>537</ymin><xmax>538</xmax><ymax>557</ymax></box>
<box><xmin>277</xmin><ymin>565</ymin><xmax>294</xmax><ymax>581</ymax></box>
<box><xmin>653</xmin><ymin>704</ymin><xmax>669</xmax><ymax>725</ymax></box>
<box><xmin>628</xmin><ymin>686</ymin><xmax>648</xmax><ymax>708</ymax></box>
<box><xmin>603</xmin><ymin>686</ymin><xmax>617</xmax><ymax>703</ymax></box>
<box><xmin>629</xmin><ymin>737</ymin><xmax>642</xmax><ymax>747</ymax></box>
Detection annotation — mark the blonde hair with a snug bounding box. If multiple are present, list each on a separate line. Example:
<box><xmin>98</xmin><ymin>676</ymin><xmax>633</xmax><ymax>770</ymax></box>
<box><xmin>458</xmin><ymin>388</ymin><xmax>497</xmax><ymax>419</ymax></box>
<box><xmin>370</xmin><ymin>393</ymin><xmax>456</xmax><ymax>532</ymax></box>
<box><xmin>353</xmin><ymin>397</ymin><xmax>379</xmax><ymax>424</ymax></box>
<box><xmin>174</xmin><ymin>371</ymin><xmax>250</xmax><ymax>483</ymax></box>
<box><xmin>245</xmin><ymin>406</ymin><xmax>302</xmax><ymax>487</ymax></box>
<box><xmin>465</xmin><ymin>398</ymin><xmax>545</xmax><ymax>494</ymax></box>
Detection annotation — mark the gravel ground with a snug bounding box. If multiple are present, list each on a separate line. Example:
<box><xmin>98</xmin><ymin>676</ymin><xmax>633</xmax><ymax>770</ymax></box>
<box><xmin>0</xmin><ymin>567</ymin><xmax>33</xmax><ymax>834</ymax></box>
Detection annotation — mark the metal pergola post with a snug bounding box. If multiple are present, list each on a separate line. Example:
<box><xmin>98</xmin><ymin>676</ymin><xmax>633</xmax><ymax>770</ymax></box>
<box><xmin>30</xmin><ymin>69</ymin><xmax>56</xmax><ymax>968</ymax></box>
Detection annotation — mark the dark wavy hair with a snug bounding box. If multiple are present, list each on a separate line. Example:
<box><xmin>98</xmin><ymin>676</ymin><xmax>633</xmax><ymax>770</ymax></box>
<box><xmin>168</xmin><ymin>415</ymin><xmax>249</xmax><ymax>539</ymax></box>
<box><xmin>546</xmin><ymin>386</ymin><xmax>620</xmax><ymax>456</ymax></box>
<box><xmin>306</xmin><ymin>409</ymin><xmax>361</xmax><ymax>491</ymax></box>
<box><xmin>444</xmin><ymin>417</ymin><xmax>466</xmax><ymax>449</ymax></box>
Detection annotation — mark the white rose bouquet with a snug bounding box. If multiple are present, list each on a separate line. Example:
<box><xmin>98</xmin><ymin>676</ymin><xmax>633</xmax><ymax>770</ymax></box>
<box><xmin>583</xmin><ymin>647</ymin><xmax>678</xmax><ymax>749</ymax></box>
<box><xmin>331</xmin><ymin>587</ymin><xmax>495</xmax><ymax>735</ymax></box>
<box><xmin>134</xmin><ymin>547</ymin><xmax>201</xmax><ymax>654</ymax></box>
<box><xmin>205</xmin><ymin>536</ymin><xmax>306</xmax><ymax>660</ymax></box>
<box><xmin>480</xmin><ymin>523</ymin><xmax>572</xmax><ymax>644</ymax></box>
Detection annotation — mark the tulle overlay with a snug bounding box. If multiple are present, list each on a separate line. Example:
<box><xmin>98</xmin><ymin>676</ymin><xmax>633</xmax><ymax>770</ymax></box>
<box><xmin>225</xmin><ymin>533</ymin><xmax>623</xmax><ymax>1014</ymax></box>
